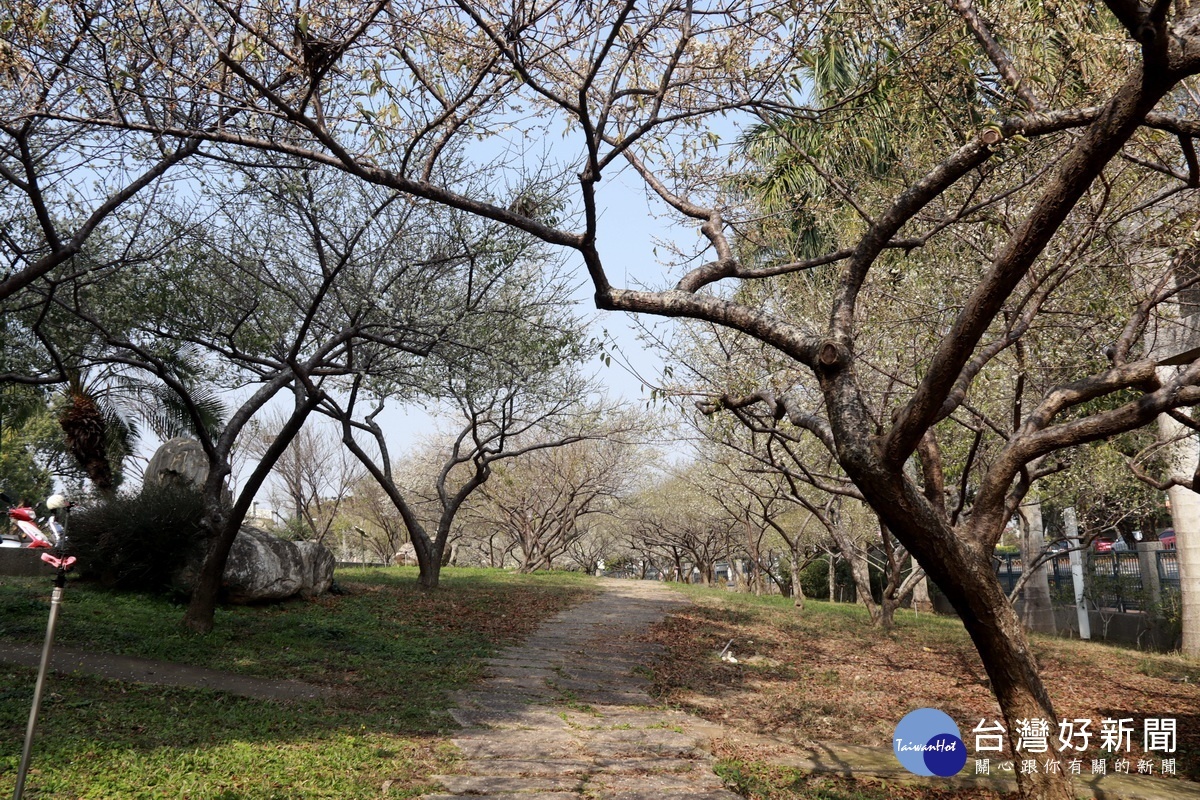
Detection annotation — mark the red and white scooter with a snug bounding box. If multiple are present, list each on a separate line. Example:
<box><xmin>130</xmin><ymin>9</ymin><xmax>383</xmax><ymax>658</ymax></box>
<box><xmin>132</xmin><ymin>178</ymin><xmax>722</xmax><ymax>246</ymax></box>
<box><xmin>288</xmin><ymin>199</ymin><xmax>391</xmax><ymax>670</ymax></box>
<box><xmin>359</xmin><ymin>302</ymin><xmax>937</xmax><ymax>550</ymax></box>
<box><xmin>3</xmin><ymin>499</ymin><xmax>58</xmax><ymax>549</ymax></box>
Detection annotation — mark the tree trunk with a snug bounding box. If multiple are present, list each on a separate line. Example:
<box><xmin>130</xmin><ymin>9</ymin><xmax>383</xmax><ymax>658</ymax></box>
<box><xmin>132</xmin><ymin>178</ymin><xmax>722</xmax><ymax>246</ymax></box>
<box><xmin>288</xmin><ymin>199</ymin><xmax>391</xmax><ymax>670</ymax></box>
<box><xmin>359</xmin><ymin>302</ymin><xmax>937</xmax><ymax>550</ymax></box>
<box><xmin>879</xmin><ymin>595</ymin><xmax>897</xmax><ymax>629</ymax></box>
<box><xmin>901</xmin><ymin>534</ymin><xmax>1074</xmax><ymax>800</ymax></box>
<box><xmin>1017</xmin><ymin>501</ymin><xmax>1057</xmax><ymax>634</ymax></box>
<box><xmin>1157</xmin><ymin>411</ymin><xmax>1200</xmax><ymax>654</ymax></box>
<box><xmin>855</xmin><ymin>472</ymin><xmax>1074</xmax><ymax>800</ymax></box>
<box><xmin>60</xmin><ymin>390</ymin><xmax>116</xmax><ymax>494</ymax></box>
<box><xmin>828</xmin><ymin>527</ymin><xmax>880</xmax><ymax>621</ymax></box>
<box><xmin>951</xmin><ymin>563</ymin><xmax>1073</xmax><ymax>800</ymax></box>
<box><xmin>848</xmin><ymin>549</ymin><xmax>878</xmax><ymax>621</ymax></box>
<box><xmin>878</xmin><ymin>526</ymin><xmax>904</xmax><ymax>631</ymax></box>
<box><xmin>415</xmin><ymin>534</ymin><xmax>443</xmax><ymax>589</ymax></box>
<box><xmin>184</xmin><ymin>395</ymin><xmax>318</xmax><ymax>633</ymax></box>
<box><xmin>182</xmin><ymin>505</ymin><xmax>232</xmax><ymax>634</ymax></box>
<box><xmin>791</xmin><ymin>554</ymin><xmax>805</xmax><ymax>609</ymax></box>
<box><xmin>911</xmin><ymin>573</ymin><xmax>933</xmax><ymax>613</ymax></box>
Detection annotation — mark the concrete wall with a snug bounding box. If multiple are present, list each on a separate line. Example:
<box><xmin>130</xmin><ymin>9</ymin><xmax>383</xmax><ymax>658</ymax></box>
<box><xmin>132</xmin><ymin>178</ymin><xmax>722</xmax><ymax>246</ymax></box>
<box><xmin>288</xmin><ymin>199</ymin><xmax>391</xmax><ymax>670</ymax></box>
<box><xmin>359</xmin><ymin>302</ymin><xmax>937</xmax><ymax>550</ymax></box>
<box><xmin>0</xmin><ymin>548</ymin><xmax>51</xmax><ymax>578</ymax></box>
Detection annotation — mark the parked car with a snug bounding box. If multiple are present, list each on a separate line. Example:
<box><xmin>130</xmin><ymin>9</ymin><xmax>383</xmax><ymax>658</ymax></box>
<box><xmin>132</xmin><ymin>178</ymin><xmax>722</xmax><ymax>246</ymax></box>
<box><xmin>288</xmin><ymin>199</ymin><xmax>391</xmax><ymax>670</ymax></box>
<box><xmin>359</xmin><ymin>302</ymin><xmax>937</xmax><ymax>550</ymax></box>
<box><xmin>1094</xmin><ymin>536</ymin><xmax>1117</xmax><ymax>553</ymax></box>
<box><xmin>1159</xmin><ymin>529</ymin><xmax>1176</xmax><ymax>549</ymax></box>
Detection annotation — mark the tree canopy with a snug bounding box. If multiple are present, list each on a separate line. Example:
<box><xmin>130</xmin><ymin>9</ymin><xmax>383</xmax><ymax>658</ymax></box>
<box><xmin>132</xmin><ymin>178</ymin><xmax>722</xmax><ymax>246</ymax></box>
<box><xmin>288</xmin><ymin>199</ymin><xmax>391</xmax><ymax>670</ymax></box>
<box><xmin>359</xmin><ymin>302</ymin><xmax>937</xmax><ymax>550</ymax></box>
<box><xmin>4</xmin><ymin>3</ymin><xmax>1200</xmax><ymax>797</ymax></box>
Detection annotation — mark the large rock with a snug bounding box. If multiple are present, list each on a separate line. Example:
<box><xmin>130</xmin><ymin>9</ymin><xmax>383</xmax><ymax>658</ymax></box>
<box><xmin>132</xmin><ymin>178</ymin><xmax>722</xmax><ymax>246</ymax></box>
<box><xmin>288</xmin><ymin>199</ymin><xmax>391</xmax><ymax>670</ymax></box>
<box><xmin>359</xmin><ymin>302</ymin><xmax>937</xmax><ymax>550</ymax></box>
<box><xmin>144</xmin><ymin>436</ymin><xmax>232</xmax><ymax>506</ymax></box>
<box><xmin>393</xmin><ymin>541</ymin><xmax>419</xmax><ymax>566</ymax></box>
<box><xmin>392</xmin><ymin>541</ymin><xmax>458</xmax><ymax>567</ymax></box>
<box><xmin>148</xmin><ymin>439</ymin><xmax>334</xmax><ymax>603</ymax></box>
<box><xmin>174</xmin><ymin>524</ymin><xmax>335</xmax><ymax>603</ymax></box>
<box><xmin>145</xmin><ymin>437</ymin><xmax>210</xmax><ymax>490</ymax></box>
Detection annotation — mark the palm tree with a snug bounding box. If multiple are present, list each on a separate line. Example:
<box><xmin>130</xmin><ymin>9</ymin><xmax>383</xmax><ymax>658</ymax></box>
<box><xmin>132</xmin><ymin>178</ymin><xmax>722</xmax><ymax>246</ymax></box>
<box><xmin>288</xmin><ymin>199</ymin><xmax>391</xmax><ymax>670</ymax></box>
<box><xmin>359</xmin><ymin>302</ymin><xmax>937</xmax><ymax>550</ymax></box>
<box><xmin>58</xmin><ymin>370</ymin><xmax>119</xmax><ymax>492</ymax></box>
<box><xmin>57</xmin><ymin>348</ymin><xmax>225</xmax><ymax>494</ymax></box>
<box><xmin>734</xmin><ymin>31</ymin><xmax>907</xmax><ymax>261</ymax></box>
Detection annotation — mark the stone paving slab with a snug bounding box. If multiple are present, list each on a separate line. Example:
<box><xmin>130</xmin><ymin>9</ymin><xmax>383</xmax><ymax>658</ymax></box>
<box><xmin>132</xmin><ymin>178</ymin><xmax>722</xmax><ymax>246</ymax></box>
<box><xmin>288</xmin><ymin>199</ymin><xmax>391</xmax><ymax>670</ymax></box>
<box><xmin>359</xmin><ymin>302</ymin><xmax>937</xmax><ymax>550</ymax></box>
<box><xmin>454</xmin><ymin>759</ymin><xmax>600</xmax><ymax>777</ymax></box>
<box><xmin>560</xmin><ymin>666</ymin><xmax>649</xmax><ymax>683</ymax></box>
<box><xmin>423</xmin><ymin>794</ymin><xmax>580</xmax><ymax>800</ymax></box>
<box><xmin>578</xmin><ymin>728</ymin><xmax>705</xmax><ymax>758</ymax></box>
<box><xmin>554</xmin><ymin>689</ymin><xmax>654</xmax><ymax>707</ymax></box>
<box><xmin>456</xmin><ymin>758</ymin><xmax>716</xmax><ymax>778</ymax></box>
<box><xmin>421</xmin><ymin>579</ymin><xmax>727</xmax><ymax>800</ymax></box>
<box><xmin>483</xmin><ymin>665</ymin><xmax>560</xmax><ymax>680</ymax></box>
<box><xmin>449</xmin><ymin>707</ymin><xmax>574</xmax><ymax>729</ymax></box>
<box><xmin>484</xmin><ymin>675</ymin><xmax>563</xmax><ymax>693</ymax></box>
<box><xmin>452</xmin><ymin>731</ymin><xmax>584</xmax><ymax>760</ymax></box>
<box><xmin>433</xmin><ymin>776</ymin><xmax>585</xmax><ymax>793</ymax></box>
<box><xmin>587</xmin><ymin>773</ymin><xmax>742</xmax><ymax>800</ymax></box>
<box><xmin>591</xmin><ymin>791</ymin><xmax>740</xmax><ymax>800</ymax></box>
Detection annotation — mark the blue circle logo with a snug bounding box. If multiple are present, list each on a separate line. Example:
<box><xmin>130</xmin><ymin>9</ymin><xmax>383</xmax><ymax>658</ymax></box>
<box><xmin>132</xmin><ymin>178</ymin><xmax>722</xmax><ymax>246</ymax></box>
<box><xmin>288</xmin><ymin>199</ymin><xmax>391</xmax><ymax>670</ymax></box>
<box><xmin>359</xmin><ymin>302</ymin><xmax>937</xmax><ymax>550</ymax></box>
<box><xmin>893</xmin><ymin>708</ymin><xmax>967</xmax><ymax>777</ymax></box>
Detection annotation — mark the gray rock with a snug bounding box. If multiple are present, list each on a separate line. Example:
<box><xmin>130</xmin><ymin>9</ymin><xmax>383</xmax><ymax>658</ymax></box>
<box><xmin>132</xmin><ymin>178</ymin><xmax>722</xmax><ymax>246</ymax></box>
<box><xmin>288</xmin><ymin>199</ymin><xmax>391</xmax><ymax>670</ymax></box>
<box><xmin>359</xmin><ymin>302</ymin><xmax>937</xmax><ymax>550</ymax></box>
<box><xmin>173</xmin><ymin>525</ymin><xmax>334</xmax><ymax>603</ymax></box>
<box><xmin>394</xmin><ymin>541</ymin><xmax>419</xmax><ymax>566</ymax></box>
<box><xmin>295</xmin><ymin>540</ymin><xmax>335</xmax><ymax>597</ymax></box>
<box><xmin>144</xmin><ymin>437</ymin><xmax>232</xmax><ymax>506</ymax></box>
<box><xmin>148</xmin><ymin>439</ymin><xmax>334</xmax><ymax>602</ymax></box>
<box><xmin>392</xmin><ymin>540</ymin><xmax>458</xmax><ymax>567</ymax></box>
<box><xmin>222</xmin><ymin>526</ymin><xmax>305</xmax><ymax>602</ymax></box>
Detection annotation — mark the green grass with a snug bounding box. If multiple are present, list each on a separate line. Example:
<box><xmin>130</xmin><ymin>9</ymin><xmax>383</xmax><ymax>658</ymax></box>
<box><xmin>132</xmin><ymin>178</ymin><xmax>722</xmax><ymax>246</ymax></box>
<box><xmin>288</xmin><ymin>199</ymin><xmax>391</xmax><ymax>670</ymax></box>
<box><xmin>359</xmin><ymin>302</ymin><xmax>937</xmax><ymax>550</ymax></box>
<box><xmin>1135</xmin><ymin>654</ymin><xmax>1200</xmax><ymax>682</ymax></box>
<box><xmin>0</xmin><ymin>566</ymin><xmax>596</xmax><ymax>798</ymax></box>
<box><xmin>0</xmin><ymin>567</ymin><xmax>594</xmax><ymax>688</ymax></box>
<box><xmin>667</xmin><ymin>582</ymin><xmax>971</xmax><ymax>643</ymax></box>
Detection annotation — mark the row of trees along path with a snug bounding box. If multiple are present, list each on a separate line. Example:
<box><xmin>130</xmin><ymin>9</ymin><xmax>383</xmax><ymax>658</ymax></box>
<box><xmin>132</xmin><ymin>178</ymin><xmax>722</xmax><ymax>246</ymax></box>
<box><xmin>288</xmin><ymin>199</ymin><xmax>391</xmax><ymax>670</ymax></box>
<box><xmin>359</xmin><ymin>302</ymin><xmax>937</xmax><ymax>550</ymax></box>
<box><xmin>425</xmin><ymin>579</ymin><xmax>1200</xmax><ymax>800</ymax></box>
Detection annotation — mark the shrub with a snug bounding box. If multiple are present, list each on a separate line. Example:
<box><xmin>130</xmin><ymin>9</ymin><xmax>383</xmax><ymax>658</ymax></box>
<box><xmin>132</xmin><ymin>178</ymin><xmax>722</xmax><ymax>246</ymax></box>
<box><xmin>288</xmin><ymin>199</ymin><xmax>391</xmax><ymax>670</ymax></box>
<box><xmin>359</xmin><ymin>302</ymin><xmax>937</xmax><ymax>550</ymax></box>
<box><xmin>67</xmin><ymin>483</ymin><xmax>207</xmax><ymax>591</ymax></box>
<box><xmin>799</xmin><ymin>555</ymin><xmax>858</xmax><ymax>601</ymax></box>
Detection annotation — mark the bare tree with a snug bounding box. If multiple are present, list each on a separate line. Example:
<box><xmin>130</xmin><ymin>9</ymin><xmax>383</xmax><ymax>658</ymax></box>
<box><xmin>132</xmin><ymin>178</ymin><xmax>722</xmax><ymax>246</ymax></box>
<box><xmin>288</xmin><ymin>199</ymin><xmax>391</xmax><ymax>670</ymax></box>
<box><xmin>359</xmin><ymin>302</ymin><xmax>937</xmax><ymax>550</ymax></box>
<box><xmin>340</xmin><ymin>475</ymin><xmax>411</xmax><ymax>564</ymax></box>
<box><xmin>325</xmin><ymin>358</ymin><xmax>603</xmax><ymax>588</ymax></box>
<box><xmin>465</xmin><ymin>424</ymin><xmax>645</xmax><ymax>572</ymax></box>
<box><xmin>563</xmin><ymin>524</ymin><xmax>624</xmax><ymax>576</ymax></box>
<box><xmin>246</xmin><ymin>413</ymin><xmax>364</xmax><ymax>543</ymax></box>
<box><xmin>629</xmin><ymin>468</ymin><xmax>739</xmax><ymax>585</ymax></box>
<box><xmin>10</xmin><ymin>165</ymin><xmax>513</xmax><ymax>631</ymax></box>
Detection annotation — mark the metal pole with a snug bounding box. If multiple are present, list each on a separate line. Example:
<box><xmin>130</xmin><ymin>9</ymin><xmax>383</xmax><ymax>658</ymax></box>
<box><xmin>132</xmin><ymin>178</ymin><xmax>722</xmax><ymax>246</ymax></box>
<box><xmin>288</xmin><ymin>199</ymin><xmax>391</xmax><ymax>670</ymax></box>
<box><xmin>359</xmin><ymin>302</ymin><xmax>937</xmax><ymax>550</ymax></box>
<box><xmin>1064</xmin><ymin>507</ymin><xmax>1091</xmax><ymax>640</ymax></box>
<box><xmin>13</xmin><ymin>571</ymin><xmax>64</xmax><ymax>800</ymax></box>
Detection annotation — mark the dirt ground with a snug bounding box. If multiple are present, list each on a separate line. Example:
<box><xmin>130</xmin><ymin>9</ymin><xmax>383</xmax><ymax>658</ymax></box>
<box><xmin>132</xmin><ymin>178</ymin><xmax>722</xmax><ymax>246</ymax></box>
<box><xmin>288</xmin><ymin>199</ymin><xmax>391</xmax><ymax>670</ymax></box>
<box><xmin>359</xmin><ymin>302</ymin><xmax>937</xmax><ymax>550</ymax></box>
<box><xmin>646</xmin><ymin>594</ymin><xmax>1200</xmax><ymax>783</ymax></box>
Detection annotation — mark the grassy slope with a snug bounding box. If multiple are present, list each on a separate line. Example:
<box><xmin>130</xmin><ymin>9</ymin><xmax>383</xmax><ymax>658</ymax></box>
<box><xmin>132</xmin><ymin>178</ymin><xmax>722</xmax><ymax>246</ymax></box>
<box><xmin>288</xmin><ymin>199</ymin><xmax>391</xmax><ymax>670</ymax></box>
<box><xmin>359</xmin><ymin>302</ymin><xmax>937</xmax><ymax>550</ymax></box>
<box><xmin>0</xmin><ymin>567</ymin><xmax>596</xmax><ymax>799</ymax></box>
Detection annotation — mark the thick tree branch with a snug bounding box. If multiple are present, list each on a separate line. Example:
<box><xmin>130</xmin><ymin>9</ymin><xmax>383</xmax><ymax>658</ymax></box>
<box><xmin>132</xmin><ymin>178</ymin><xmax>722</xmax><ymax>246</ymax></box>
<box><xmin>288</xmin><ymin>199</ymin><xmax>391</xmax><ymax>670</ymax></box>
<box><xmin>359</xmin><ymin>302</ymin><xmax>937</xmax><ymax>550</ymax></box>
<box><xmin>884</xmin><ymin>63</ymin><xmax>1176</xmax><ymax>466</ymax></box>
<box><xmin>948</xmin><ymin>0</ymin><xmax>1045</xmax><ymax>111</ymax></box>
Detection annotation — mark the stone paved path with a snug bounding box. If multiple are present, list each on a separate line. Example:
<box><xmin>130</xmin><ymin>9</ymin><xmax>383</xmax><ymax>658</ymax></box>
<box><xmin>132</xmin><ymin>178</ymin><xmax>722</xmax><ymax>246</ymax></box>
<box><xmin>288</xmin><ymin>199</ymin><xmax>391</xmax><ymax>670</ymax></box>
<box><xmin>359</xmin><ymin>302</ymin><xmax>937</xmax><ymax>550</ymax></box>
<box><xmin>424</xmin><ymin>578</ymin><xmax>738</xmax><ymax>800</ymax></box>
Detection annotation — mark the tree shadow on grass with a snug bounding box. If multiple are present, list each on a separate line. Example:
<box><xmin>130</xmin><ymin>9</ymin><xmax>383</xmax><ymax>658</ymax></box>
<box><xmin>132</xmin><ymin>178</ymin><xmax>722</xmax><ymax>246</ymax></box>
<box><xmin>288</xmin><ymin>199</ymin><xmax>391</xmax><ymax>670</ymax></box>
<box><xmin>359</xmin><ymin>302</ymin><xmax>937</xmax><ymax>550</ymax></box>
<box><xmin>0</xmin><ymin>665</ymin><xmax>458</xmax><ymax>798</ymax></box>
